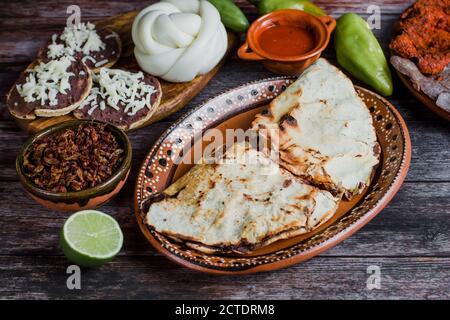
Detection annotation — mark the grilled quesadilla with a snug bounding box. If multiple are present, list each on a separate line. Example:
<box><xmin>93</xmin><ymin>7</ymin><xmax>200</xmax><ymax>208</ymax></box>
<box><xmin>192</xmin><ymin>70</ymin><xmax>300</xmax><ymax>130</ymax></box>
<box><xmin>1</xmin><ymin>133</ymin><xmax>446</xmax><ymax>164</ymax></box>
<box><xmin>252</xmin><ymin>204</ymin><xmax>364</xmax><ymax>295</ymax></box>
<box><xmin>253</xmin><ymin>58</ymin><xmax>380</xmax><ymax>199</ymax></box>
<box><xmin>145</xmin><ymin>143</ymin><xmax>339</xmax><ymax>254</ymax></box>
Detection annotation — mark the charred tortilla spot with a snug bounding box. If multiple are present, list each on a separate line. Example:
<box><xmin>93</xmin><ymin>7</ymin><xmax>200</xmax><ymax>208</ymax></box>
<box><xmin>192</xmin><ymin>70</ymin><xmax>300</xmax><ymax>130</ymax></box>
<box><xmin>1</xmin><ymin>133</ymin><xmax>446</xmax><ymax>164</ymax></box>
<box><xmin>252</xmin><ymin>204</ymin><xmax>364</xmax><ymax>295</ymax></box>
<box><xmin>289</xmin><ymin>102</ymin><xmax>300</xmax><ymax>111</ymax></box>
<box><xmin>243</xmin><ymin>194</ymin><xmax>252</xmax><ymax>201</ymax></box>
<box><xmin>295</xmin><ymin>194</ymin><xmax>312</xmax><ymax>201</ymax></box>
<box><xmin>213</xmin><ymin>211</ymin><xmax>226</xmax><ymax>225</ymax></box>
<box><xmin>329</xmin><ymin>188</ymin><xmax>340</xmax><ymax>197</ymax></box>
<box><xmin>232</xmin><ymin>242</ymin><xmax>256</xmax><ymax>254</ymax></box>
<box><xmin>281</xmin><ymin>114</ymin><xmax>298</xmax><ymax>127</ymax></box>
<box><xmin>373</xmin><ymin>143</ymin><xmax>381</xmax><ymax>156</ymax></box>
<box><xmin>283</xmin><ymin>179</ymin><xmax>292</xmax><ymax>188</ymax></box>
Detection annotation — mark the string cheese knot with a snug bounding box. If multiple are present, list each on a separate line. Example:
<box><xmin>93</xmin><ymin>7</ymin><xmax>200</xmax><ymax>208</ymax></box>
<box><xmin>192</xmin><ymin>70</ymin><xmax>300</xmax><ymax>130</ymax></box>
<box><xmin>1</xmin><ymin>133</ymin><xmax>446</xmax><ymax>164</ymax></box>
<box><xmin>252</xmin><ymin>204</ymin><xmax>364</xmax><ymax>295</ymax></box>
<box><xmin>132</xmin><ymin>0</ymin><xmax>227</xmax><ymax>83</ymax></box>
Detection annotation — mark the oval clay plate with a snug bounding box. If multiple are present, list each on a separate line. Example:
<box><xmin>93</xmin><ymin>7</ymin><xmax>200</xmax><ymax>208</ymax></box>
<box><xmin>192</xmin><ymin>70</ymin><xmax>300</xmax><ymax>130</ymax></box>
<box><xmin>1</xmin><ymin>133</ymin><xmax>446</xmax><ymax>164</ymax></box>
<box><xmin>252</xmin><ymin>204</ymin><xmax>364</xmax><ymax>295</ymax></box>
<box><xmin>396</xmin><ymin>70</ymin><xmax>450</xmax><ymax>122</ymax></box>
<box><xmin>134</xmin><ymin>78</ymin><xmax>411</xmax><ymax>274</ymax></box>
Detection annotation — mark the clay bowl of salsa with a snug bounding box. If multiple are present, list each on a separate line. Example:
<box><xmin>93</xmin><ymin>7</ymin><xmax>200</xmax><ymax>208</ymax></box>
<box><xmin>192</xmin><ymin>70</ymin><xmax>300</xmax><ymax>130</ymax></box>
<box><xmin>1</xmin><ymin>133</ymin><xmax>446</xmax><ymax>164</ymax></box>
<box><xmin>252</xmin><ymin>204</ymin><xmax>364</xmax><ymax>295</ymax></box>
<box><xmin>238</xmin><ymin>9</ymin><xmax>336</xmax><ymax>76</ymax></box>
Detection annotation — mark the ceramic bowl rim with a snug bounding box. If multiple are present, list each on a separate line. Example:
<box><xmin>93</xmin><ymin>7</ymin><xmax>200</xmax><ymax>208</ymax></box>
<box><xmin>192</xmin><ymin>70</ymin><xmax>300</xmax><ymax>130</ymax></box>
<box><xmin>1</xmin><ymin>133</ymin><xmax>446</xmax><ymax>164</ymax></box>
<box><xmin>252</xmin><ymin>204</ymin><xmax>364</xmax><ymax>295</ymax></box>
<box><xmin>16</xmin><ymin>119</ymin><xmax>132</xmax><ymax>202</ymax></box>
<box><xmin>247</xmin><ymin>9</ymin><xmax>333</xmax><ymax>62</ymax></box>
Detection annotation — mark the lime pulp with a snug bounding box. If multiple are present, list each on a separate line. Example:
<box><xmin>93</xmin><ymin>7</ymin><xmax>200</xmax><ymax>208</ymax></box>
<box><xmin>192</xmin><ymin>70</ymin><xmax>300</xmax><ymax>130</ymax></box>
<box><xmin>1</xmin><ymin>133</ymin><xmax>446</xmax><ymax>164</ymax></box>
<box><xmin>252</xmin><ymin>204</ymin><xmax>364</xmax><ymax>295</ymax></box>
<box><xmin>60</xmin><ymin>210</ymin><xmax>123</xmax><ymax>267</ymax></box>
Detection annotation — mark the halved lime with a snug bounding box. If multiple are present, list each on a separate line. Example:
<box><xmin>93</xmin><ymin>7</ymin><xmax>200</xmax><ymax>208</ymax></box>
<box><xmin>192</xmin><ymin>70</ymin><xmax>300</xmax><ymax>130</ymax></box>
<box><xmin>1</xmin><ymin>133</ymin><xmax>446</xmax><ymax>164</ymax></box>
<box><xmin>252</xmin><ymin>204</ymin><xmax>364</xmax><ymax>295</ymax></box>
<box><xmin>60</xmin><ymin>210</ymin><xmax>123</xmax><ymax>267</ymax></box>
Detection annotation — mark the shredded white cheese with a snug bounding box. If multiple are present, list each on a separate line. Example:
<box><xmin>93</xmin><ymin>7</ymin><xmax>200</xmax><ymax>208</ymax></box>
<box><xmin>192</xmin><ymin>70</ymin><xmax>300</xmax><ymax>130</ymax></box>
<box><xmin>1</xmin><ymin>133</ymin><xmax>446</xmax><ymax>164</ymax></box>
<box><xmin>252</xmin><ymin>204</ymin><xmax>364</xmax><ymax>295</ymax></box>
<box><xmin>47</xmin><ymin>34</ymin><xmax>66</xmax><ymax>59</ymax></box>
<box><xmin>79</xmin><ymin>68</ymin><xmax>156</xmax><ymax>117</ymax></box>
<box><xmin>47</xmin><ymin>22</ymin><xmax>106</xmax><ymax>60</ymax></box>
<box><xmin>82</xmin><ymin>55</ymin><xmax>96</xmax><ymax>64</ymax></box>
<box><xmin>105</xmin><ymin>33</ymin><xmax>117</xmax><ymax>40</ymax></box>
<box><xmin>88</xmin><ymin>105</ymin><xmax>98</xmax><ymax>116</ymax></box>
<box><xmin>16</xmin><ymin>56</ymin><xmax>75</xmax><ymax>106</ymax></box>
<box><xmin>95</xmin><ymin>59</ymin><xmax>108</xmax><ymax>67</ymax></box>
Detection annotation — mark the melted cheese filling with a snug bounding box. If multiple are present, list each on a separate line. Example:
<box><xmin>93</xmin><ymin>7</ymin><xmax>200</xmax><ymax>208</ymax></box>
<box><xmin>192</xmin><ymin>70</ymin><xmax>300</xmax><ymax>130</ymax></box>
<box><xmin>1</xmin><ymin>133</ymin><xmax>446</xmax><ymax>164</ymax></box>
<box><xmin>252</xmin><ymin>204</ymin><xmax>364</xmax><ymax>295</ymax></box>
<box><xmin>16</xmin><ymin>56</ymin><xmax>75</xmax><ymax>106</ymax></box>
<box><xmin>79</xmin><ymin>68</ymin><xmax>156</xmax><ymax>117</ymax></box>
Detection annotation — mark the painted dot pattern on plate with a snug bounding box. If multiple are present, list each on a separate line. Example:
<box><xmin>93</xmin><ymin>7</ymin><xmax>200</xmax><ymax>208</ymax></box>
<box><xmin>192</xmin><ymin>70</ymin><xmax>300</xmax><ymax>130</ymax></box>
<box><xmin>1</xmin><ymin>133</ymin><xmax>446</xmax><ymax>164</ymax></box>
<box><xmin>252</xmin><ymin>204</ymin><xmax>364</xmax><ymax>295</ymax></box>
<box><xmin>135</xmin><ymin>78</ymin><xmax>409</xmax><ymax>272</ymax></box>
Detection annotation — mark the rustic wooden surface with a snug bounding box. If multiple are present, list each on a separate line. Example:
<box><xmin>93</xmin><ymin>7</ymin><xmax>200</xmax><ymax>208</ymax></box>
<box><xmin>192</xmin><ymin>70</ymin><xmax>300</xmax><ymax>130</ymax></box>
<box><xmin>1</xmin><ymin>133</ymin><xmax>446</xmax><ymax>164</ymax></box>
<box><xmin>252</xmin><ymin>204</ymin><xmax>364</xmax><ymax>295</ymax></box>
<box><xmin>0</xmin><ymin>0</ymin><xmax>449</xmax><ymax>300</ymax></box>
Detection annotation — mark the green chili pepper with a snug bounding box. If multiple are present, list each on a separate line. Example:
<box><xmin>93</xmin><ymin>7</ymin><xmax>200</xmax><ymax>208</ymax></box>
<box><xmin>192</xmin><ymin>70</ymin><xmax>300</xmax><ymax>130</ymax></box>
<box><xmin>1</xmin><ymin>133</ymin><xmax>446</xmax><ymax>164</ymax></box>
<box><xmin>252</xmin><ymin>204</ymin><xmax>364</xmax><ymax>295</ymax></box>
<box><xmin>258</xmin><ymin>0</ymin><xmax>326</xmax><ymax>17</ymax></box>
<box><xmin>246</xmin><ymin>0</ymin><xmax>261</xmax><ymax>6</ymax></box>
<box><xmin>334</xmin><ymin>13</ymin><xmax>393</xmax><ymax>96</ymax></box>
<box><xmin>209</xmin><ymin>0</ymin><xmax>250</xmax><ymax>33</ymax></box>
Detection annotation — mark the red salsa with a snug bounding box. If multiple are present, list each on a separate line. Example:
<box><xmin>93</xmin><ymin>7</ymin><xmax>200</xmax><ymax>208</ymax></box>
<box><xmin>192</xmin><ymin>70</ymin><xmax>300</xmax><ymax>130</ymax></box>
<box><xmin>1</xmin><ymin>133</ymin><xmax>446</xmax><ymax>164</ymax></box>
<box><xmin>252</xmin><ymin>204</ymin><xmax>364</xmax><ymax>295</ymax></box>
<box><xmin>258</xmin><ymin>25</ymin><xmax>315</xmax><ymax>57</ymax></box>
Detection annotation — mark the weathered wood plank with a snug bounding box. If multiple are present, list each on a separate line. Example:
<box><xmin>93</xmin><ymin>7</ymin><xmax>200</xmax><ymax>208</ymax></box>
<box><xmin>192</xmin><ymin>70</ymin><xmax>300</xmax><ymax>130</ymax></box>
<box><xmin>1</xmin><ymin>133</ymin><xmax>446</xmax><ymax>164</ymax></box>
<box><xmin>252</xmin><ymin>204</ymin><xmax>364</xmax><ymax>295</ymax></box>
<box><xmin>0</xmin><ymin>0</ymin><xmax>408</xmax><ymax>64</ymax></box>
<box><xmin>0</xmin><ymin>0</ymin><xmax>411</xmax><ymax>21</ymax></box>
<box><xmin>1</xmin><ymin>181</ymin><xmax>449</xmax><ymax>257</ymax></box>
<box><xmin>1</xmin><ymin>255</ymin><xmax>449</xmax><ymax>299</ymax></box>
<box><xmin>0</xmin><ymin>0</ymin><xmax>448</xmax><ymax>300</ymax></box>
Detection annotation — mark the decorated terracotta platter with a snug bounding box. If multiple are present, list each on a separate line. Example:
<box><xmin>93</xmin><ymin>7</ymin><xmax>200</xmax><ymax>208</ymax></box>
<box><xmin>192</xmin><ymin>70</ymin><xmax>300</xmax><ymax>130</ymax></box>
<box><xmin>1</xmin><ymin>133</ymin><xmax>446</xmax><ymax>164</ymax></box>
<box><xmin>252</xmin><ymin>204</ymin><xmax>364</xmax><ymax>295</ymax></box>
<box><xmin>134</xmin><ymin>77</ymin><xmax>411</xmax><ymax>274</ymax></box>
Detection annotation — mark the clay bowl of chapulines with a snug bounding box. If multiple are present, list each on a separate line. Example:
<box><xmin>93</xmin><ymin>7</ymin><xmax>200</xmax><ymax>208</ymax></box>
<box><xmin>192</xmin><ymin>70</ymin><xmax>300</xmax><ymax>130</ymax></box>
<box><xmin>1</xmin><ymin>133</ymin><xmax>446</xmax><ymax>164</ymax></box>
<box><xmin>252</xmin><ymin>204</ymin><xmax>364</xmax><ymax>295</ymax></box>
<box><xmin>16</xmin><ymin>120</ymin><xmax>132</xmax><ymax>212</ymax></box>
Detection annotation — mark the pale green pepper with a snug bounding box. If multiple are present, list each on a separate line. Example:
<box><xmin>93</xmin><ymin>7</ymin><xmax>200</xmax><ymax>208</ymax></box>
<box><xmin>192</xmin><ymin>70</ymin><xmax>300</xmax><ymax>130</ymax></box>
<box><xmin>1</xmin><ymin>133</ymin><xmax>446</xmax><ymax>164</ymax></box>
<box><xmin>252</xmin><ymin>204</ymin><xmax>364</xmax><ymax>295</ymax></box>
<box><xmin>209</xmin><ymin>0</ymin><xmax>249</xmax><ymax>33</ymax></box>
<box><xmin>257</xmin><ymin>0</ymin><xmax>326</xmax><ymax>17</ymax></box>
<box><xmin>334</xmin><ymin>13</ymin><xmax>393</xmax><ymax>96</ymax></box>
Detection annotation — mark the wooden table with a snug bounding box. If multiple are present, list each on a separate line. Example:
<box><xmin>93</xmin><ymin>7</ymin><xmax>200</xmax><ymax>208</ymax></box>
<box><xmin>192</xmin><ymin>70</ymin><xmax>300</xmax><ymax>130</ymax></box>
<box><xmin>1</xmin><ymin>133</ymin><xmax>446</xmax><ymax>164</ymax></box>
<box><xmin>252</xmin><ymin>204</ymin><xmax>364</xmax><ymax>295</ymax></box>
<box><xmin>1</xmin><ymin>0</ymin><xmax>449</xmax><ymax>300</ymax></box>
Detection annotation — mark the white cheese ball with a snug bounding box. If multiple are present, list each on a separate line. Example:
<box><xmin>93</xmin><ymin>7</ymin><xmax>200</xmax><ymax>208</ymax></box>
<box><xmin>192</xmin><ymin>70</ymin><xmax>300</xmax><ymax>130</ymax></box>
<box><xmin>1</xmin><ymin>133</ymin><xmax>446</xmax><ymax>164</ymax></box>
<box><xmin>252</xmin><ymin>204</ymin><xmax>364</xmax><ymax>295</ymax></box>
<box><xmin>132</xmin><ymin>0</ymin><xmax>228</xmax><ymax>83</ymax></box>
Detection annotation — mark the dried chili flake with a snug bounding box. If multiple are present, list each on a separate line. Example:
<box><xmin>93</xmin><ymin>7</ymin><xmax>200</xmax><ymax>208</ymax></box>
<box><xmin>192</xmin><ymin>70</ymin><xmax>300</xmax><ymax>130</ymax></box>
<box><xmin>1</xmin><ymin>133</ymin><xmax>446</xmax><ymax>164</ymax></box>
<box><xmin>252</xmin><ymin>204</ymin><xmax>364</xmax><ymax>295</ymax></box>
<box><xmin>23</xmin><ymin>123</ymin><xmax>124</xmax><ymax>192</ymax></box>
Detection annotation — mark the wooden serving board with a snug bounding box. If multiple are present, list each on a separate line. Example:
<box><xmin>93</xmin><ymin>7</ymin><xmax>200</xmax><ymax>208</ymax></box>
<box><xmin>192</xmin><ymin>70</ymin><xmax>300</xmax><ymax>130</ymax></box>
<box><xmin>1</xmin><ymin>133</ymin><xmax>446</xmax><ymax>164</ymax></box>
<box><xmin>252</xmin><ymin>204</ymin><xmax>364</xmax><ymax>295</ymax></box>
<box><xmin>13</xmin><ymin>11</ymin><xmax>237</xmax><ymax>134</ymax></box>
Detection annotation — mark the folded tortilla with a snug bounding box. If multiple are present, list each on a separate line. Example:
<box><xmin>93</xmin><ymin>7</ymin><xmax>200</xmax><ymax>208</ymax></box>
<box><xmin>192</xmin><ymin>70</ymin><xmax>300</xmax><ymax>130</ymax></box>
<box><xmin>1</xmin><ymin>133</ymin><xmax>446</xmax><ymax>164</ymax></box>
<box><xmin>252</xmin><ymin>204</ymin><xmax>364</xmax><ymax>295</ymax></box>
<box><xmin>253</xmin><ymin>58</ymin><xmax>380</xmax><ymax>199</ymax></box>
<box><xmin>145</xmin><ymin>143</ymin><xmax>339</xmax><ymax>254</ymax></box>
